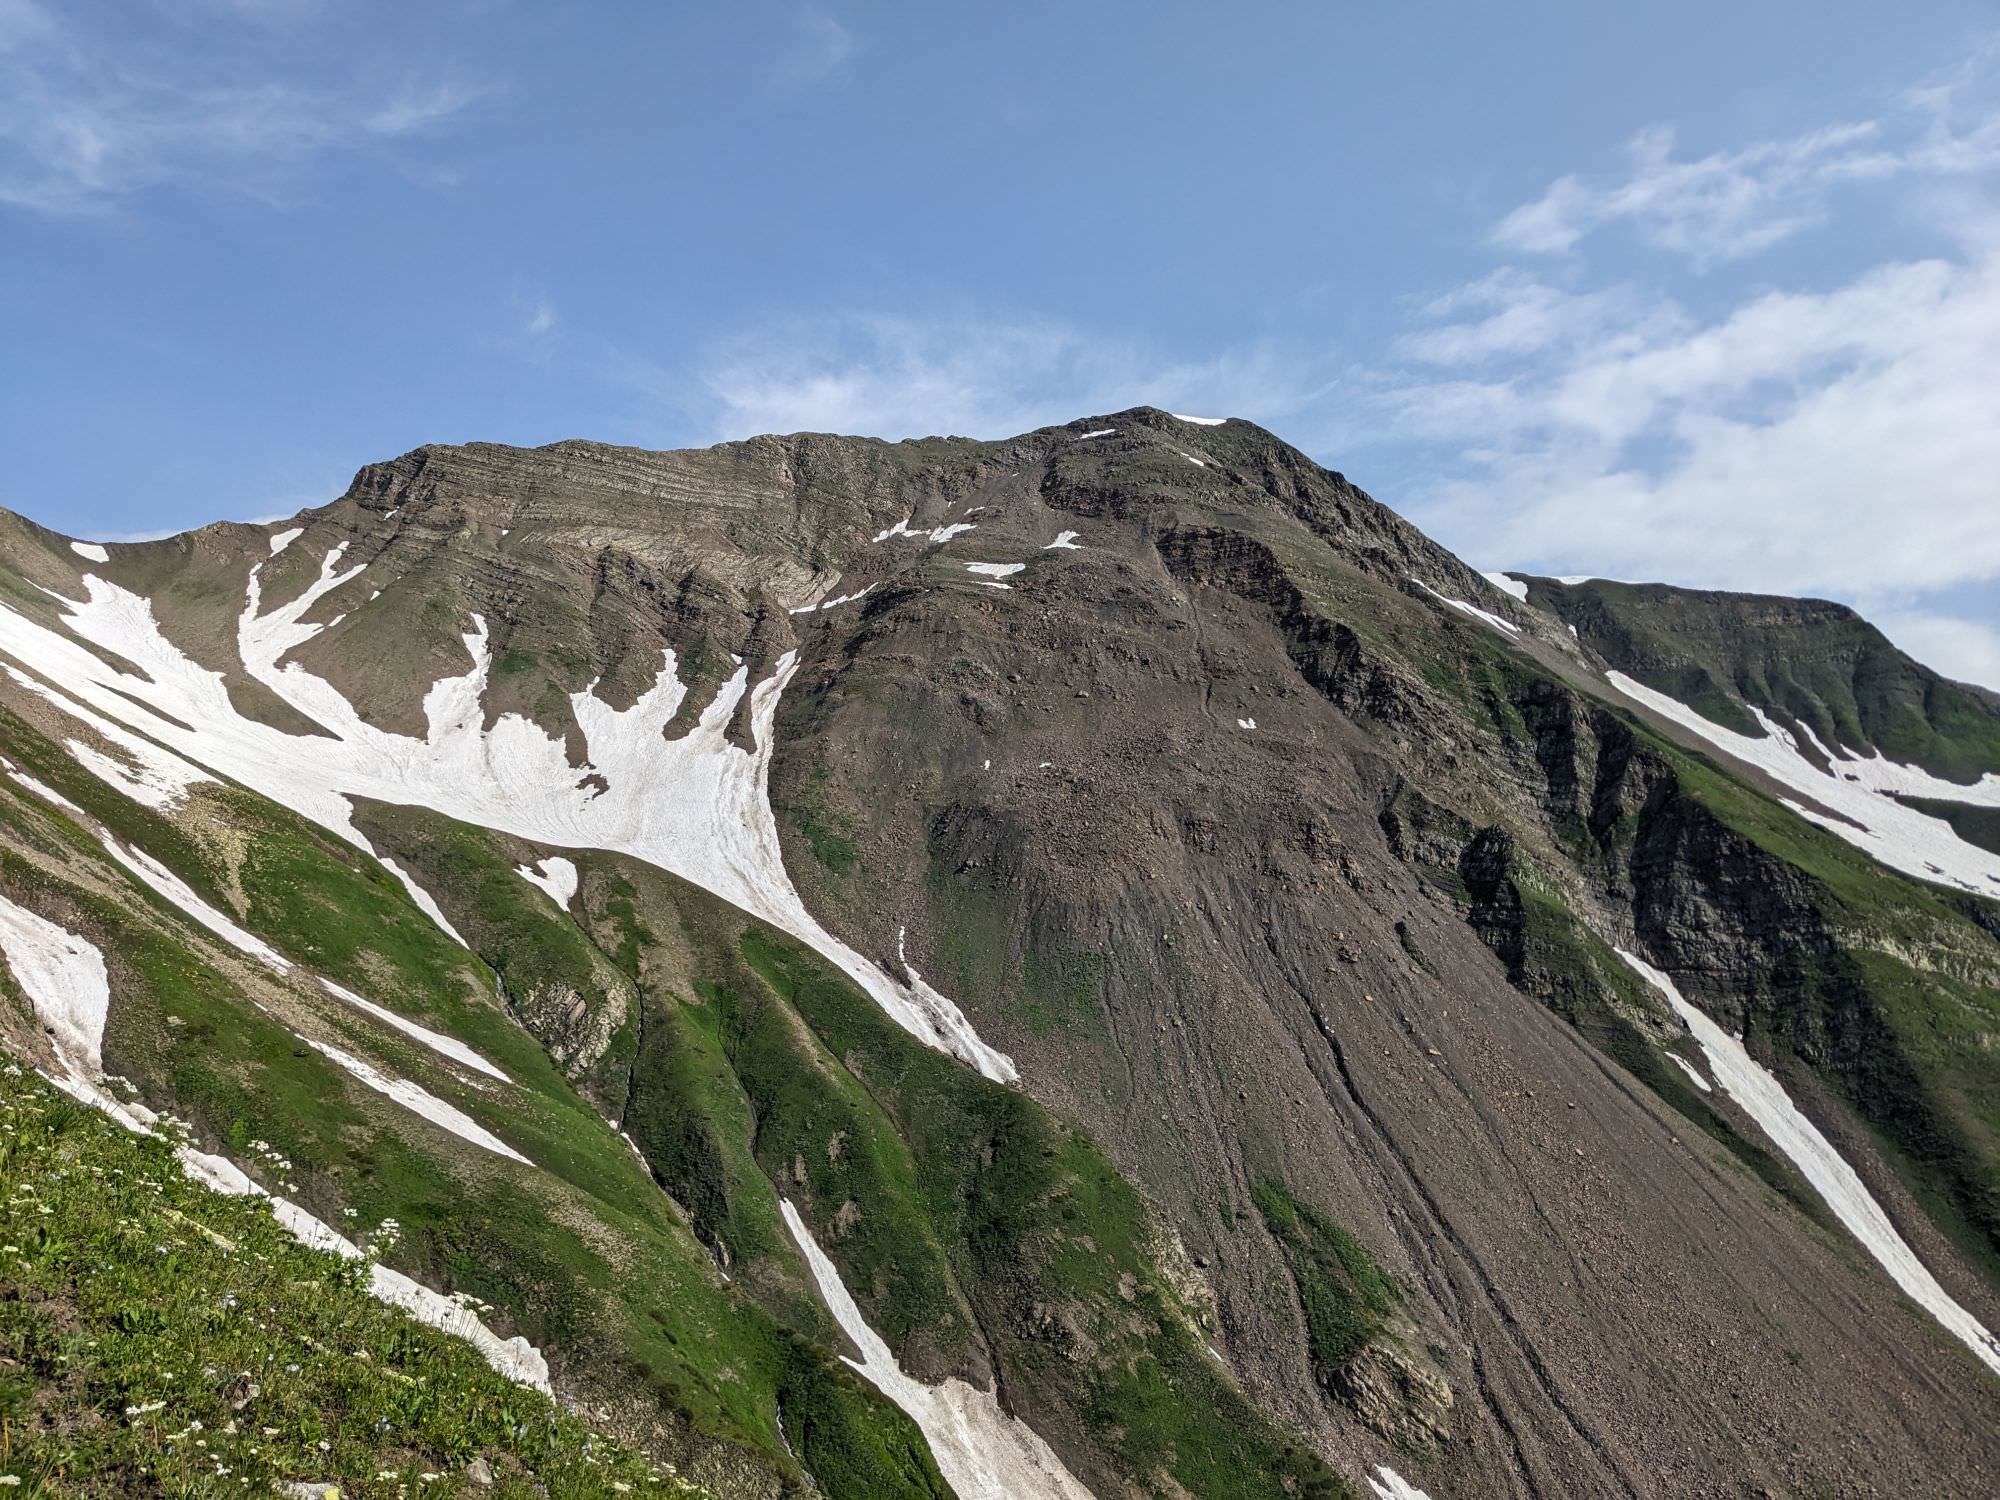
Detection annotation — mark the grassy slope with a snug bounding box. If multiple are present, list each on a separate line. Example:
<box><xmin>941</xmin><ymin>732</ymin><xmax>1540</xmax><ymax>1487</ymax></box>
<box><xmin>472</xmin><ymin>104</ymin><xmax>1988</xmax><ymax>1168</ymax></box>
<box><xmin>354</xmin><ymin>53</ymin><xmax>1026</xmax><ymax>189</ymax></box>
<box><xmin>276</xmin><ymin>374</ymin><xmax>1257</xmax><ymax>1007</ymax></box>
<box><xmin>0</xmin><ymin>1066</ymin><xmax>703</xmax><ymax>1498</ymax></box>
<box><xmin>0</xmin><ymin>712</ymin><xmax>955</xmax><ymax>1498</ymax></box>
<box><xmin>361</xmin><ymin>804</ymin><xmax>1355</xmax><ymax>1500</ymax></box>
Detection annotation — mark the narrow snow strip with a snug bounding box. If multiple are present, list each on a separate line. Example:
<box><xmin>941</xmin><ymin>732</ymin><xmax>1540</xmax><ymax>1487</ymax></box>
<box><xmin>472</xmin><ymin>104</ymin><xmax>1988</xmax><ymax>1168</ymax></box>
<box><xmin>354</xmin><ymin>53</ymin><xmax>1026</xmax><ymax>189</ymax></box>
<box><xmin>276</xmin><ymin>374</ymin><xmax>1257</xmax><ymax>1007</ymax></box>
<box><xmin>70</xmin><ymin>541</ymin><xmax>110</xmax><ymax>563</ymax></box>
<box><xmin>1237</xmin><ymin>717</ymin><xmax>1256</xmax><ymax>731</ymax></box>
<box><xmin>1043</xmin><ymin>532</ymin><xmax>1082</xmax><ymax>550</ymax></box>
<box><xmin>0</xmin><ymin>571</ymin><xmax>1016</xmax><ymax>1083</ymax></box>
<box><xmin>378</xmin><ymin>856</ymin><xmax>471</xmax><ymax>948</ymax></box>
<box><xmin>318</xmin><ymin>978</ymin><xmax>509</xmax><ymax>1084</ymax></box>
<box><xmin>1412</xmin><ymin>579</ymin><xmax>1521</xmax><ymax>637</ymax></box>
<box><xmin>0</xmin><ymin>893</ymin><xmax>546</xmax><ymax>1388</ymax></box>
<box><xmin>780</xmin><ymin>1200</ymin><xmax>1096</xmax><ymax>1500</ymax></box>
<box><xmin>975</xmin><ymin>581</ymin><xmax>1012</xmax><ymax>591</ymax></box>
<box><xmin>1605</xmin><ymin>672</ymin><xmax>2000</xmax><ymax>895</ymax></box>
<box><xmin>516</xmin><ymin>856</ymin><xmax>579</xmax><ymax>911</ymax></box>
<box><xmin>1170</xmin><ymin>413</ymin><xmax>1226</xmax><ymax>426</ymax></box>
<box><xmin>1075</xmin><ymin>429</ymin><xmax>1115</xmax><ymax>440</ymax></box>
<box><xmin>1480</xmin><ymin>571</ymin><xmax>1529</xmax><ymax>602</ymax></box>
<box><xmin>268</xmin><ymin>527</ymin><xmax>304</xmax><ymax>555</ymax></box>
<box><xmin>1616</xmin><ymin>949</ymin><xmax>2000</xmax><ymax>1377</ymax></box>
<box><xmin>1665</xmin><ymin>1052</ymin><xmax>1713</xmax><ymax>1093</ymax></box>
<box><xmin>303</xmin><ymin>1037</ymin><xmax>529</xmax><ymax>1164</ymax></box>
<box><xmin>0</xmin><ymin>889</ymin><xmax>111</xmax><ymax>1083</ymax></box>
<box><xmin>1368</xmin><ymin>1466</ymin><xmax>1437</xmax><ymax>1500</ymax></box>
<box><xmin>1173</xmin><ymin>449</ymin><xmax>1207</xmax><ymax>468</ymax></box>
<box><xmin>965</xmin><ymin>562</ymin><xmax>1025</xmax><ymax>579</ymax></box>
<box><xmin>102</xmin><ymin>836</ymin><xmax>291</xmax><ymax>973</ymax></box>
<box><xmin>4</xmin><ymin>763</ymin><xmax>87</xmax><ymax>816</ymax></box>
<box><xmin>788</xmin><ymin>584</ymin><xmax>875</xmax><ymax>616</ymax></box>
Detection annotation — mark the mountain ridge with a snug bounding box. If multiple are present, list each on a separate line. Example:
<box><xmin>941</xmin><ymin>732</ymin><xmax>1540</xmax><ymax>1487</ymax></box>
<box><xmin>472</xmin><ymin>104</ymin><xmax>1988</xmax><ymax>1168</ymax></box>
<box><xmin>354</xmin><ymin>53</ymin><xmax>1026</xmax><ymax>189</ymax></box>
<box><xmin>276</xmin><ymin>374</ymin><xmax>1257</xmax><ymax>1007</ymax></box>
<box><xmin>0</xmin><ymin>409</ymin><xmax>1996</xmax><ymax>1498</ymax></box>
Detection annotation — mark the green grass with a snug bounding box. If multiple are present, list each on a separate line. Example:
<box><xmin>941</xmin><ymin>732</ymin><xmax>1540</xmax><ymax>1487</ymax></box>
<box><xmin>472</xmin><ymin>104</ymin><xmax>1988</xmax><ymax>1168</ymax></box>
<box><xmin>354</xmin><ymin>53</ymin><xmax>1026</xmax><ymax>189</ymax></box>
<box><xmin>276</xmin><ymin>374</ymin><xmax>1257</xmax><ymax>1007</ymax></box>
<box><xmin>0</xmin><ymin>1065</ymin><xmax>707</xmax><ymax>1498</ymax></box>
<box><xmin>1249</xmin><ymin>1180</ymin><xmax>1401</xmax><ymax>1389</ymax></box>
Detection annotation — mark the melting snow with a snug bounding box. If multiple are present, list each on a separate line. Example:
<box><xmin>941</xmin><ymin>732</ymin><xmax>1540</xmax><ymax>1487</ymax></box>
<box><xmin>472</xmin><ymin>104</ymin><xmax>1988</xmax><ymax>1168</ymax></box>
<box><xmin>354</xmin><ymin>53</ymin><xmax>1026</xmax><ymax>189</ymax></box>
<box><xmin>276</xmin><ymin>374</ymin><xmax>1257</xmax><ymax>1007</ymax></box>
<box><xmin>70</xmin><ymin>541</ymin><xmax>110</xmax><ymax>564</ymax></box>
<box><xmin>1605</xmin><ymin>672</ymin><xmax>2000</xmax><ymax>895</ymax></box>
<box><xmin>103</xmin><ymin>836</ymin><xmax>290</xmax><ymax>974</ymax></box>
<box><xmin>1480</xmin><ymin>571</ymin><xmax>1529</xmax><ymax>602</ymax></box>
<box><xmin>0</xmin><ymin>563</ymin><xmax>1016</xmax><ymax>1083</ymax></box>
<box><xmin>379</xmin><ymin>858</ymin><xmax>471</xmax><ymax>948</ymax></box>
<box><xmin>318</xmin><ymin>977</ymin><xmax>509</xmax><ymax>1083</ymax></box>
<box><xmin>780</xmin><ymin>1200</ymin><xmax>1096</xmax><ymax>1500</ymax></box>
<box><xmin>1170</xmin><ymin>413</ymin><xmax>1226</xmax><ymax>426</ymax></box>
<box><xmin>1617</xmin><ymin>949</ymin><xmax>2000</xmax><ymax>1377</ymax></box>
<box><xmin>4</xmin><ymin>760</ymin><xmax>86</xmax><ymax>816</ymax></box>
<box><xmin>1665</xmin><ymin>1052</ymin><xmax>1713</xmax><ymax>1093</ymax></box>
<box><xmin>516</xmin><ymin>856</ymin><xmax>579</xmax><ymax>911</ymax></box>
<box><xmin>1043</xmin><ymin>532</ymin><xmax>1082</xmax><ymax>550</ymax></box>
<box><xmin>1367</xmin><ymin>1467</ymin><xmax>1437</xmax><ymax>1500</ymax></box>
<box><xmin>788</xmin><ymin>584</ymin><xmax>875</xmax><ymax>616</ymax></box>
<box><xmin>304</xmin><ymin>1037</ymin><xmax>529</xmax><ymax>1164</ymax></box>
<box><xmin>874</xmin><ymin>518</ymin><xmax>977</xmax><ymax>545</ymax></box>
<box><xmin>1075</xmin><ymin>429</ymin><xmax>1115</xmax><ymax>440</ymax></box>
<box><xmin>0</xmin><ymin>889</ymin><xmax>112</xmax><ymax>1088</ymax></box>
<box><xmin>268</xmin><ymin>527</ymin><xmax>304</xmax><ymax>556</ymax></box>
<box><xmin>1412</xmin><ymin>580</ymin><xmax>1521</xmax><ymax>637</ymax></box>
<box><xmin>965</xmin><ymin>562</ymin><xmax>1025</xmax><ymax>579</ymax></box>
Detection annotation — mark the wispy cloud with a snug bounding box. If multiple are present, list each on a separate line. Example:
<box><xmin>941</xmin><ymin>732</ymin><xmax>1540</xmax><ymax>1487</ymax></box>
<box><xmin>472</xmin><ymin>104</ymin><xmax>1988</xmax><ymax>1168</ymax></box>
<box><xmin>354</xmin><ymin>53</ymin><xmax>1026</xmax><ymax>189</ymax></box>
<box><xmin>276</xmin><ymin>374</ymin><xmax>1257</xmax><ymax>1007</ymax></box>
<box><xmin>1493</xmin><ymin>60</ymin><xmax>2000</xmax><ymax>266</ymax></box>
<box><xmin>1369</xmin><ymin>56</ymin><xmax>2000</xmax><ymax>687</ymax></box>
<box><xmin>0</xmin><ymin>0</ymin><xmax>491</xmax><ymax>214</ymax></box>
<box><xmin>768</xmin><ymin>7</ymin><xmax>856</xmax><ymax>92</ymax></box>
<box><xmin>689</xmin><ymin>312</ymin><xmax>1327</xmax><ymax>443</ymax></box>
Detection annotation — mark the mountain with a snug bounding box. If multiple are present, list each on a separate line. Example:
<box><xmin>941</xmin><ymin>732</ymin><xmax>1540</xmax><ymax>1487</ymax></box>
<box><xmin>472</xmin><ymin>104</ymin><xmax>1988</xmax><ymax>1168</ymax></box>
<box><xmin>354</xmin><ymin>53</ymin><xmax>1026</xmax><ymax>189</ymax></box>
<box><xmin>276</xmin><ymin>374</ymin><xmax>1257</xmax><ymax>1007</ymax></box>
<box><xmin>0</xmin><ymin>408</ymin><xmax>1995</xmax><ymax>1498</ymax></box>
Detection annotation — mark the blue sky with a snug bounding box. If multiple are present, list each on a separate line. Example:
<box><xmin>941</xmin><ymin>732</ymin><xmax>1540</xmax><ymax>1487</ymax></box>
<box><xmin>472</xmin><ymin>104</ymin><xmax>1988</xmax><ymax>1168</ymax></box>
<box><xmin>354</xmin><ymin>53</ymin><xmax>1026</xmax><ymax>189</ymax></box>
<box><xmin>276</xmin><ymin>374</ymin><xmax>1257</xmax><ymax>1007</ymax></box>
<box><xmin>4</xmin><ymin>1</ymin><xmax>1998</xmax><ymax>687</ymax></box>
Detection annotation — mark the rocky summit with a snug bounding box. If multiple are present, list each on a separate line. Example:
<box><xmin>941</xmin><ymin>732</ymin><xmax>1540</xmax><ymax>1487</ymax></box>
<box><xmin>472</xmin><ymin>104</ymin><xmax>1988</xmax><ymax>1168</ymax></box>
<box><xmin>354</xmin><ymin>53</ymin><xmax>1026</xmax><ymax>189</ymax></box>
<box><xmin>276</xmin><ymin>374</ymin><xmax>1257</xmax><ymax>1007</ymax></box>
<box><xmin>1</xmin><ymin>408</ymin><xmax>1996</xmax><ymax>1499</ymax></box>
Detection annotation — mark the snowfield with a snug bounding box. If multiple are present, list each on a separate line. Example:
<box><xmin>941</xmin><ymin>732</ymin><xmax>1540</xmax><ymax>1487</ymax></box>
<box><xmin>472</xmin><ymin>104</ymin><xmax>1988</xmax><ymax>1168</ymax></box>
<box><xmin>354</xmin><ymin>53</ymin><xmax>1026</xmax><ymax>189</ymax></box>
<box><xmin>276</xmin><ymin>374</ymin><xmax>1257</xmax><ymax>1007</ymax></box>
<box><xmin>1412</xmin><ymin>579</ymin><xmax>1521</xmax><ymax>636</ymax></box>
<box><xmin>1606</xmin><ymin>671</ymin><xmax>2000</xmax><ymax>895</ymax></box>
<box><xmin>1617</xmin><ymin>949</ymin><xmax>2000</xmax><ymax>1377</ymax></box>
<box><xmin>0</xmin><ymin>553</ymin><xmax>1017</xmax><ymax>1083</ymax></box>
<box><xmin>780</xmin><ymin>1200</ymin><xmax>1096</xmax><ymax>1500</ymax></box>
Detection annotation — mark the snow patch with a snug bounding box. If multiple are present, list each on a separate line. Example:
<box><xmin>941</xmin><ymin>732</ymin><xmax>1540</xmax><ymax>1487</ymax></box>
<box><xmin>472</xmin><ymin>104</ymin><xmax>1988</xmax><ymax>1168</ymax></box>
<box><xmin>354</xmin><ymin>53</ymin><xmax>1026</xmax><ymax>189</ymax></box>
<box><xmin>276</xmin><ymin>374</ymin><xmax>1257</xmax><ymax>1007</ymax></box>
<box><xmin>1481</xmin><ymin>571</ymin><xmax>1529</xmax><ymax>602</ymax></box>
<box><xmin>1367</xmin><ymin>1466</ymin><xmax>1437</xmax><ymax>1500</ymax></box>
<box><xmin>1170</xmin><ymin>413</ymin><xmax>1226</xmax><ymax>426</ymax></box>
<box><xmin>516</xmin><ymin>856</ymin><xmax>579</xmax><ymax>911</ymax></box>
<box><xmin>1075</xmin><ymin>429</ymin><xmax>1115</xmax><ymax>440</ymax></box>
<box><xmin>1172</xmin><ymin>448</ymin><xmax>1207</xmax><ymax>468</ymax></box>
<box><xmin>1412</xmin><ymin>579</ymin><xmax>1521</xmax><ymax>637</ymax></box>
<box><xmin>378</xmin><ymin>857</ymin><xmax>471</xmax><ymax>948</ymax></box>
<box><xmin>318</xmin><ymin>977</ymin><xmax>509</xmax><ymax>1083</ymax></box>
<box><xmin>102</xmin><ymin>836</ymin><xmax>291</xmax><ymax>973</ymax></box>
<box><xmin>780</xmin><ymin>1199</ymin><xmax>1096</xmax><ymax>1500</ymax></box>
<box><xmin>874</xmin><ymin>518</ymin><xmax>977</xmax><ymax>545</ymax></box>
<box><xmin>70</xmin><ymin>541</ymin><xmax>109</xmax><ymax>564</ymax></box>
<box><xmin>268</xmin><ymin>527</ymin><xmax>304</xmax><ymax>556</ymax></box>
<box><xmin>1616</xmin><ymin>949</ymin><xmax>2000</xmax><ymax>1377</ymax></box>
<box><xmin>1665</xmin><ymin>1052</ymin><xmax>1712</xmax><ymax>1093</ymax></box>
<box><xmin>965</xmin><ymin>562</ymin><xmax>1025</xmax><ymax>579</ymax></box>
<box><xmin>0</xmin><ymin>567</ymin><xmax>1016</xmax><ymax>1083</ymax></box>
<box><xmin>788</xmin><ymin>584</ymin><xmax>875</xmax><ymax>616</ymax></box>
<box><xmin>1605</xmin><ymin>672</ymin><xmax>2000</xmax><ymax>895</ymax></box>
<box><xmin>1237</xmin><ymin>717</ymin><xmax>1256</xmax><ymax>731</ymax></box>
<box><xmin>4</xmin><ymin>762</ymin><xmax>86</xmax><ymax>816</ymax></box>
<box><xmin>304</xmin><ymin>1037</ymin><xmax>529</xmax><ymax>1164</ymax></box>
<box><xmin>1043</xmin><ymin>532</ymin><xmax>1082</xmax><ymax>550</ymax></box>
<box><xmin>0</xmin><ymin>890</ymin><xmax>112</xmax><ymax>1087</ymax></box>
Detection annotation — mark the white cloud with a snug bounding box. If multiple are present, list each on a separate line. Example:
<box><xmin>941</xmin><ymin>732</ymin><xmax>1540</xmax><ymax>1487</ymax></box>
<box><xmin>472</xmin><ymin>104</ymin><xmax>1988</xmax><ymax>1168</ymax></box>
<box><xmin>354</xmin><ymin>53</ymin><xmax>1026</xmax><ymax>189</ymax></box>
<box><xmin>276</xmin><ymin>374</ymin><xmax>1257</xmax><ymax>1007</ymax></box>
<box><xmin>1873</xmin><ymin>610</ymin><xmax>2000</xmax><ymax>693</ymax></box>
<box><xmin>1378</xmin><ymin>63</ymin><xmax>2000</xmax><ymax>690</ymax></box>
<box><xmin>0</xmin><ymin>0</ymin><xmax>489</xmax><ymax>213</ymax></box>
<box><xmin>1493</xmin><ymin>64</ymin><xmax>2000</xmax><ymax>267</ymax></box>
<box><xmin>769</xmin><ymin>8</ymin><xmax>856</xmax><ymax>92</ymax></box>
<box><xmin>693</xmin><ymin>313</ymin><xmax>1324</xmax><ymax>442</ymax></box>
